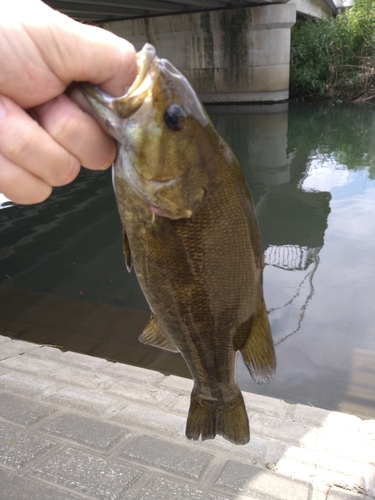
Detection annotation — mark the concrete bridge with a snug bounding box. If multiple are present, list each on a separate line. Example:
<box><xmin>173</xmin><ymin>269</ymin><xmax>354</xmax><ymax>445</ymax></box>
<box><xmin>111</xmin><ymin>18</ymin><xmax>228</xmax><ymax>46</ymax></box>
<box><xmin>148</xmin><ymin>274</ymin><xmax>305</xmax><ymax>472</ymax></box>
<box><xmin>45</xmin><ymin>0</ymin><xmax>339</xmax><ymax>102</ymax></box>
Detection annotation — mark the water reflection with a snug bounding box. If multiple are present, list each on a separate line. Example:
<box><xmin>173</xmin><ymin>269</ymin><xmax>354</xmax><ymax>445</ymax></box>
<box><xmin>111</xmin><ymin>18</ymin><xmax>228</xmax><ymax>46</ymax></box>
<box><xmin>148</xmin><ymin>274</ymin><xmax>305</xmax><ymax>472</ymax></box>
<box><xmin>209</xmin><ymin>104</ymin><xmax>331</xmax><ymax>349</ymax></box>
<box><xmin>0</xmin><ymin>103</ymin><xmax>374</xmax><ymax>418</ymax></box>
<box><xmin>209</xmin><ymin>103</ymin><xmax>375</xmax><ymax>418</ymax></box>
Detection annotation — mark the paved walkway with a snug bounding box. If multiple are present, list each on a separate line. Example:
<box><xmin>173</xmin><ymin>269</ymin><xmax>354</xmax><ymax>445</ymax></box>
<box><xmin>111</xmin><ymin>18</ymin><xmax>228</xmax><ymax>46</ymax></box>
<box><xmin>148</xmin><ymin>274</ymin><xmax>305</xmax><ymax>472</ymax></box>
<box><xmin>0</xmin><ymin>335</ymin><xmax>374</xmax><ymax>500</ymax></box>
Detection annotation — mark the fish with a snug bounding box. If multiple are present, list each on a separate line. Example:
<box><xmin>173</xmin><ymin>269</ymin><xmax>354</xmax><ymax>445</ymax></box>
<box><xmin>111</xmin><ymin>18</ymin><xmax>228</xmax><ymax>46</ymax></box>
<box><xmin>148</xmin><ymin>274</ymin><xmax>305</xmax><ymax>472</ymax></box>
<box><xmin>81</xmin><ymin>44</ymin><xmax>276</xmax><ymax>445</ymax></box>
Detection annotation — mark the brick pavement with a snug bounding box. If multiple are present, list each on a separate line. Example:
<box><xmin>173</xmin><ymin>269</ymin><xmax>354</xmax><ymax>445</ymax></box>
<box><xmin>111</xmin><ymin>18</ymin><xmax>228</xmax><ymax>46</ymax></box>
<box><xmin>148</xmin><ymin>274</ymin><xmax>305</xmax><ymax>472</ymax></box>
<box><xmin>0</xmin><ymin>335</ymin><xmax>374</xmax><ymax>500</ymax></box>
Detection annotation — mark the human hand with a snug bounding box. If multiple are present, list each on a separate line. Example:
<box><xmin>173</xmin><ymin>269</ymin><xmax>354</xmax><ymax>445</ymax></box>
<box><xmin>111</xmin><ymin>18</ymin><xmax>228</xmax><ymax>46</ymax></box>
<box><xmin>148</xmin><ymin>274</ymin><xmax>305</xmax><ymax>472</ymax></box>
<box><xmin>0</xmin><ymin>0</ymin><xmax>136</xmax><ymax>204</ymax></box>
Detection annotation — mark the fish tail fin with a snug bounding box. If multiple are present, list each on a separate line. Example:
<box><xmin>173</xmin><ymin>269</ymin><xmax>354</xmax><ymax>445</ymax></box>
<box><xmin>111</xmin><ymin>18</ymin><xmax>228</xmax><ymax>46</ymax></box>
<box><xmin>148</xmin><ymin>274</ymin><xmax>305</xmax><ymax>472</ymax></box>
<box><xmin>186</xmin><ymin>395</ymin><xmax>216</xmax><ymax>442</ymax></box>
<box><xmin>186</xmin><ymin>391</ymin><xmax>249</xmax><ymax>445</ymax></box>
<box><xmin>215</xmin><ymin>392</ymin><xmax>250</xmax><ymax>445</ymax></box>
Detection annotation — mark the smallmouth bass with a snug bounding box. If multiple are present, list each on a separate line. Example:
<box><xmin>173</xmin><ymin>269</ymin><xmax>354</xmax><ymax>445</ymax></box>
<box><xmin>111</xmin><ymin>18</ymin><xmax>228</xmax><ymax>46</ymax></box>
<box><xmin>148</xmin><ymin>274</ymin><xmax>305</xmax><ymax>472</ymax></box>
<box><xmin>82</xmin><ymin>44</ymin><xmax>276</xmax><ymax>445</ymax></box>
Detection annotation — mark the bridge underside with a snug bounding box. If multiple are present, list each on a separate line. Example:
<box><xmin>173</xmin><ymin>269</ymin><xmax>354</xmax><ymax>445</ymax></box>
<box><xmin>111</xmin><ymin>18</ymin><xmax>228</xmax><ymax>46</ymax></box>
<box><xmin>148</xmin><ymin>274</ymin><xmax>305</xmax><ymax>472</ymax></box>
<box><xmin>44</xmin><ymin>0</ymin><xmax>333</xmax><ymax>103</ymax></box>
<box><xmin>45</xmin><ymin>0</ymin><xmax>292</xmax><ymax>23</ymax></box>
<box><xmin>103</xmin><ymin>4</ymin><xmax>296</xmax><ymax>103</ymax></box>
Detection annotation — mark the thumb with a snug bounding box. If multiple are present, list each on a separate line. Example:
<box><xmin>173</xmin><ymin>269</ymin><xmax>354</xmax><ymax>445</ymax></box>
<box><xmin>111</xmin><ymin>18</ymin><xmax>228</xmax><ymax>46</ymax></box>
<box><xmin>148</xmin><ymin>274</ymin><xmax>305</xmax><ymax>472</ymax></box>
<box><xmin>53</xmin><ymin>21</ymin><xmax>138</xmax><ymax>96</ymax></box>
<box><xmin>2</xmin><ymin>0</ymin><xmax>137</xmax><ymax>100</ymax></box>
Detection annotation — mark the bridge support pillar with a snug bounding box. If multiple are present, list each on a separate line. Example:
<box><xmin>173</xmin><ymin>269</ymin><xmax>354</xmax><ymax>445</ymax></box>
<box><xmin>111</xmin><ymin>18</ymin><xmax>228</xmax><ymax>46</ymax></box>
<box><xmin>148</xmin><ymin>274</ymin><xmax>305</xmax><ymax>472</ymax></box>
<box><xmin>102</xmin><ymin>4</ymin><xmax>296</xmax><ymax>103</ymax></box>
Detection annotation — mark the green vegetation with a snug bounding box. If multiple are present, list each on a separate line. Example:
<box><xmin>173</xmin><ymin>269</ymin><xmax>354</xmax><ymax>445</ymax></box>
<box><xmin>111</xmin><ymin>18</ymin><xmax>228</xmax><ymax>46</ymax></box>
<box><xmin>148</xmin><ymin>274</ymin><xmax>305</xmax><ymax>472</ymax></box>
<box><xmin>290</xmin><ymin>0</ymin><xmax>375</xmax><ymax>102</ymax></box>
<box><xmin>287</xmin><ymin>103</ymin><xmax>375</xmax><ymax>179</ymax></box>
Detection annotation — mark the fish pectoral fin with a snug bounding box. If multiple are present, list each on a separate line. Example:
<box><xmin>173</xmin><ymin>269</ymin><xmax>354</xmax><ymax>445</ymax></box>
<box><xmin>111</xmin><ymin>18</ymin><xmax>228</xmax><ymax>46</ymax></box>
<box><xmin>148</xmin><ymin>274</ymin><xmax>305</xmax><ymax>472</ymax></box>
<box><xmin>139</xmin><ymin>315</ymin><xmax>179</xmax><ymax>353</ymax></box>
<box><xmin>122</xmin><ymin>229</ymin><xmax>132</xmax><ymax>272</ymax></box>
<box><xmin>236</xmin><ymin>299</ymin><xmax>276</xmax><ymax>384</ymax></box>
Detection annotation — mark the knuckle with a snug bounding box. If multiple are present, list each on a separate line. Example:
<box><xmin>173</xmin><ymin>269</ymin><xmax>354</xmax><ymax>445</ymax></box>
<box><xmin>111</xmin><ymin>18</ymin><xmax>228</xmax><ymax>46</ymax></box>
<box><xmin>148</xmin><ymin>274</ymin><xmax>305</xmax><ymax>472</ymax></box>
<box><xmin>50</xmin><ymin>110</ymin><xmax>81</xmax><ymax>143</ymax></box>
<box><xmin>0</xmin><ymin>158</ymin><xmax>24</xmax><ymax>192</ymax></box>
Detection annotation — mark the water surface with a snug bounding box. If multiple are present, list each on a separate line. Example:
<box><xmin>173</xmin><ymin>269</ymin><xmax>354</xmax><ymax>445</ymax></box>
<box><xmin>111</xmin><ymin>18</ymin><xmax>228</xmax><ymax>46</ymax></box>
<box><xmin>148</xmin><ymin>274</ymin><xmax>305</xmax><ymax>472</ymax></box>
<box><xmin>0</xmin><ymin>102</ymin><xmax>374</xmax><ymax>418</ymax></box>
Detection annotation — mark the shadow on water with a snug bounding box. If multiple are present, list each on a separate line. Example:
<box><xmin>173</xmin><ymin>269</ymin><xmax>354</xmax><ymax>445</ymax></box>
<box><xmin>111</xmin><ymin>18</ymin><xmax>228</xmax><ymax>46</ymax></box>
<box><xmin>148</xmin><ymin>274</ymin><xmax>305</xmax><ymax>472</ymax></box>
<box><xmin>0</xmin><ymin>102</ymin><xmax>374</xmax><ymax>418</ymax></box>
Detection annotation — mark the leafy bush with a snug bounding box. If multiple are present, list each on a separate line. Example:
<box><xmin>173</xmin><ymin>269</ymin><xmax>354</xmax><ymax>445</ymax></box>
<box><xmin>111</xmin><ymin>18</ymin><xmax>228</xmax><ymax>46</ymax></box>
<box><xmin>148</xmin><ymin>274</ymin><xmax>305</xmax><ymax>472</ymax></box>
<box><xmin>290</xmin><ymin>0</ymin><xmax>375</xmax><ymax>100</ymax></box>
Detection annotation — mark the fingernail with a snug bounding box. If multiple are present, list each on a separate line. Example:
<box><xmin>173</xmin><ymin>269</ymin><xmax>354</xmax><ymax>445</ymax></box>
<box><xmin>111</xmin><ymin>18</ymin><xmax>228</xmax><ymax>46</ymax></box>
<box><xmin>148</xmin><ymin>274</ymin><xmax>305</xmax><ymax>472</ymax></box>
<box><xmin>0</xmin><ymin>98</ymin><xmax>7</xmax><ymax>121</ymax></box>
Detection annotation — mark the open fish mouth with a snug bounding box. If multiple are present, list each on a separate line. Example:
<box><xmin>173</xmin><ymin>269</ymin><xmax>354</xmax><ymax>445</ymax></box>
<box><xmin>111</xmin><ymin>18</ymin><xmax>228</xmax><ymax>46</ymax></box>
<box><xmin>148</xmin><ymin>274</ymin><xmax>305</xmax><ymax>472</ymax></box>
<box><xmin>81</xmin><ymin>44</ymin><xmax>156</xmax><ymax>123</ymax></box>
<box><xmin>82</xmin><ymin>43</ymin><xmax>212</xmax><ymax>221</ymax></box>
<box><xmin>81</xmin><ymin>43</ymin><xmax>207</xmax><ymax>132</ymax></box>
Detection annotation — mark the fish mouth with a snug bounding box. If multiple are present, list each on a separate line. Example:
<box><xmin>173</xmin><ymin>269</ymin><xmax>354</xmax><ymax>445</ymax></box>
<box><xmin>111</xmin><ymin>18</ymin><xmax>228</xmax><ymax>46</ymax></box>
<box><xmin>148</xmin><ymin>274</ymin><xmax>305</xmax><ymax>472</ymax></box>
<box><xmin>82</xmin><ymin>43</ymin><xmax>209</xmax><ymax>220</ymax></box>
<box><xmin>81</xmin><ymin>42</ymin><xmax>208</xmax><ymax>129</ymax></box>
<box><xmin>81</xmin><ymin>44</ymin><xmax>157</xmax><ymax>121</ymax></box>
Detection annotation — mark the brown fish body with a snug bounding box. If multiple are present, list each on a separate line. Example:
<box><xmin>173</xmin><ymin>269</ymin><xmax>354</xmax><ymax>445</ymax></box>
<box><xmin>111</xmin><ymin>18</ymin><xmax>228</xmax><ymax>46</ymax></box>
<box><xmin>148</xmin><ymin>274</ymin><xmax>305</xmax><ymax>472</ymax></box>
<box><xmin>82</xmin><ymin>44</ymin><xmax>276</xmax><ymax>444</ymax></box>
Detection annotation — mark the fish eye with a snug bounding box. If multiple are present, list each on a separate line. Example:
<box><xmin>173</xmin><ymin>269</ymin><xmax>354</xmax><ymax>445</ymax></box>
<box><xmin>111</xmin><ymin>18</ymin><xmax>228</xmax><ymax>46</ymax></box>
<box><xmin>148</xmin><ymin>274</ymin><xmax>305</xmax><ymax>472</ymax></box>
<box><xmin>164</xmin><ymin>104</ymin><xmax>185</xmax><ymax>131</ymax></box>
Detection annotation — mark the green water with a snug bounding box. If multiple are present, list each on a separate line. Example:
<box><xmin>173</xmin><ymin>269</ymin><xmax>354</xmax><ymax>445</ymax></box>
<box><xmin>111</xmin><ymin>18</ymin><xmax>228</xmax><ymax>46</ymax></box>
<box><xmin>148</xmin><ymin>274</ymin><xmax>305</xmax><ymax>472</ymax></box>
<box><xmin>1</xmin><ymin>102</ymin><xmax>374</xmax><ymax>418</ymax></box>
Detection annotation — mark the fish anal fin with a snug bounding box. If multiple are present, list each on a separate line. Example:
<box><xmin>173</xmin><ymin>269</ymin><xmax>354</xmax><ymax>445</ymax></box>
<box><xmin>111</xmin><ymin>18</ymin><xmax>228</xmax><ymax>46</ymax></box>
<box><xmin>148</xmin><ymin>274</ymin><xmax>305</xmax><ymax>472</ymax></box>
<box><xmin>122</xmin><ymin>229</ymin><xmax>132</xmax><ymax>272</ymax></box>
<box><xmin>237</xmin><ymin>300</ymin><xmax>276</xmax><ymax>384</ymax></box>
<box><xmin>139</xmin><ymin>315</ymin><xmax>179</xmax><ymax>353</ymax></box>
<box><xmin>186</xmin><ymin>391</ymin><xmax>249</xmax><ymax>445</ymax></box>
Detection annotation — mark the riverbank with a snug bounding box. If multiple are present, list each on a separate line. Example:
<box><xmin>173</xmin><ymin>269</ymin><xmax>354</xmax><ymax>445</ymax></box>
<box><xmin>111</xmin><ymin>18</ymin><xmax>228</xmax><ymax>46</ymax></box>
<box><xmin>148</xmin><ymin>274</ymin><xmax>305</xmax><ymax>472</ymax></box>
<box><xmin>0</xmin><ymin>335</ymin><xmax>374</xmax><ymax>499</ymax></box>
<box><xmin>290</xmin><ymin>57</ymin><xmax>375</xmax><ymax>104</ymax></box>
<box><xmin>290</xmin><ymin>79</ymin><xmax>375</xmax><ymax>105</ymax></box>
<box><xmin>290</xmin><ymin>87</ymin><xmax>375</xmax><ymax>104</ymax></box>
<box><xmin>290</xmin><ymin>0</ymin><xmax>375</xmax><ymax>105</ymax></box>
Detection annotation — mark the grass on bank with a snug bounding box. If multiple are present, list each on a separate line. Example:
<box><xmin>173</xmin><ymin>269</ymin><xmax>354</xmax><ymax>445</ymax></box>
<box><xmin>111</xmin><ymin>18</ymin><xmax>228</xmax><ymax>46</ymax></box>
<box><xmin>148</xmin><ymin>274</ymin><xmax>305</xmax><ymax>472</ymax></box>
<box><xmin>290</xmin><ymin>0</ymin><xmax>375</xmax><ymax>102</ymax></box>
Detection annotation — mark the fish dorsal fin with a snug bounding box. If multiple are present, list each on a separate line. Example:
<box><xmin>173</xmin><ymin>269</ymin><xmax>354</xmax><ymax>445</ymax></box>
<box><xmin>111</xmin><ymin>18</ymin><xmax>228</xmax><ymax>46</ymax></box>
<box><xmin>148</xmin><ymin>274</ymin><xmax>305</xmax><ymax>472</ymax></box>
<box><xmin>139</xmin><ymin>315</ymin><xmax>179</xmax><ymax>353</ymax></box>
<box><xmin>122</xmin><ymin>229</ymin><xmax>132</xmax><ymax>272</ymax></box>
<box><xmin>235</xmin><ymin>300</ymin><xmax>276</xmax><ymax>384</ymax></box>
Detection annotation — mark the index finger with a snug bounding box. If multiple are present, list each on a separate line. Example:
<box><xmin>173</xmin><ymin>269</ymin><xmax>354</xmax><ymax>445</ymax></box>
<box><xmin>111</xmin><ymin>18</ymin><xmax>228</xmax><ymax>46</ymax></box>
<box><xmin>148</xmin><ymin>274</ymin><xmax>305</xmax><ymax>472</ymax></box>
<box><xmin>0</xmin><ymin>0</ymin><xmax>137</xmax><ymax>107</ymax></box>
<box><xmin>34</xmin><ymin>3</ymin><xmax>138</xmax><ymax>98</ymax></box>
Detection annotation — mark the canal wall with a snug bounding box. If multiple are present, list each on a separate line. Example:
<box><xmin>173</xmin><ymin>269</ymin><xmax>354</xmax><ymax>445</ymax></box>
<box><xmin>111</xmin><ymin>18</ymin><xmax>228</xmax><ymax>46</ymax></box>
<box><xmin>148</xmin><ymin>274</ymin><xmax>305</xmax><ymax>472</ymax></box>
<box><xmin>1</xmin><ymin>336</ymin><xmax>374</xmax><ymax>499</ymax></box>
<box><xmin>102</xmin><ymin>4</ymin><xmax>296</xmax><ymax>103</ymax></box>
